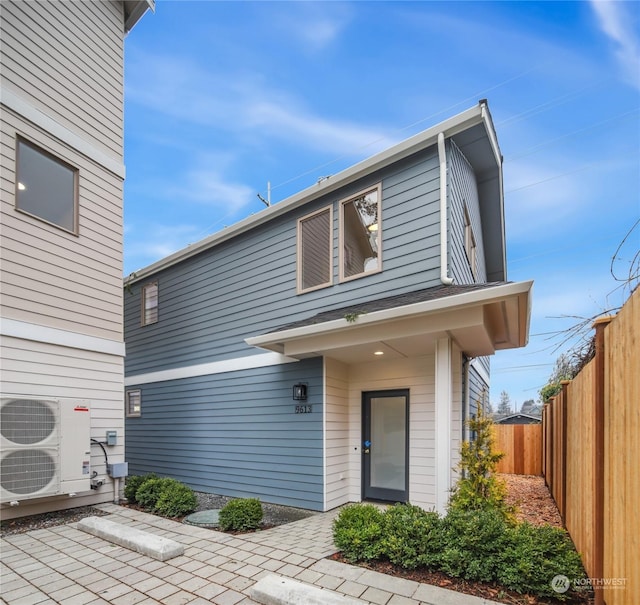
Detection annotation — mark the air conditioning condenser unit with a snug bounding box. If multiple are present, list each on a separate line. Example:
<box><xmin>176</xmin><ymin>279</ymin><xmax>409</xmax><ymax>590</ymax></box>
<box><xmin>0</xmin><ymin>397</ymin><xmax>91</xmax><ymax>503</ymax></box>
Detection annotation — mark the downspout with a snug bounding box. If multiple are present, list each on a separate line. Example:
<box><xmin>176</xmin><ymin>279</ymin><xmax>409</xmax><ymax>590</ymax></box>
<box><xmin>462</xmin><ymin>355</ymin><xmax>470</xmax><ymax>443</ymax></box>
<box><xmin>438</xmin><ymin>132</ymin><xmax>454</xmax><ymax>285</ymax></box>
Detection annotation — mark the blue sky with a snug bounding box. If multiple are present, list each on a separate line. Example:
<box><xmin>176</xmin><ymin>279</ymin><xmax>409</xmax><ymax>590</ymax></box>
<box><xmin>123</xmin><ymin>0</ymin><xmax>639</xmax><ymax>410</ymax></box>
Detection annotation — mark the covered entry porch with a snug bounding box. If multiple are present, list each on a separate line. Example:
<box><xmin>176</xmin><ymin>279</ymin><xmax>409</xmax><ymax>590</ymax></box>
<box><xmin>247</xmin><ymin>281</ymin><xmax>532</xmax><ymax>513</ymax></box>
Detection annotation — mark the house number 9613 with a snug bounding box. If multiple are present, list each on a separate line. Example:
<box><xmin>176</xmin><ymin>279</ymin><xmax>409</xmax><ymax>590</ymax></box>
<box><xmin>295</xmin><ymin>405</ymin><xmax>312</xmax><ymax>414</ymax></box>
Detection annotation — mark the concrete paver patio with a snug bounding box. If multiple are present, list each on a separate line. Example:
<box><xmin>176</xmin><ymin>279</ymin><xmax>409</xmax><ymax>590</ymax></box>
<box><xmin>1</xmin><ymin>503</ymin><xmax>499</xmax><ymax>605</ymax></box>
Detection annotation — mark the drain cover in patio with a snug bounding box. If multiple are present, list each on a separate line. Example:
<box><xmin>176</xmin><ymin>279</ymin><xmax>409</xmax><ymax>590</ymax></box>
<box><xmin>183</xmin><ymin>509</ymin><xmax>220</xmax><ymax>527</ymax></box>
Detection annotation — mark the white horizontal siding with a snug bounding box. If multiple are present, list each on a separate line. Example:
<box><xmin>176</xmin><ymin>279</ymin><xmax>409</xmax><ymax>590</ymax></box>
<box><xmin>0</xmin><ymin>111</ymin><xmax>124</xmax><ymax>341</ymax></box>
<box><xmin>324</xmin><ymin>357</ymin><xmax>350</xmax><ymax>510</ymax></box>
<box><xmin>0</xmin><ymin>335</ymin><xmax>125</xmax><ymax>520</ymax></box>
<box><xmin>347</xmin><ymin>356</ymin><xmax>436</xmax><ymax>509</ymax></box>
<box><xmin>0</xmin><ymin>0</ymin><xmax>124</xmax><ymax>159</ymax></box>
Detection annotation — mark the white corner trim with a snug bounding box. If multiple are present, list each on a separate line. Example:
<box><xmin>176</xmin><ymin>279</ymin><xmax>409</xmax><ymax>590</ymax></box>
<box><xmin>1</xmin><ymin>88</ymin><xmax>125</xmax><ymax>179</ymax></box>
<box><xmin>469</xmin><ymin>358</ymin><xmax>490</xmax><ymax>386</ymax></box>
<box><xmin>1</xmin><ymin>317</ymin><xmax>125</xmax><ymax>357</ymax></box>
<box><xmin>434</xmin><ymin>337</ymin><xmax>452</xmax><ymax>515</ymax></box>
<box><xmin>124</xmin><ymin>352</ymin><xmax>298</xmax><ymax>386</ymax></box>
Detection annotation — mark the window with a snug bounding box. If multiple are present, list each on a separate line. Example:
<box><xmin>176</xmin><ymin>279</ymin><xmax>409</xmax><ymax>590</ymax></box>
<box><xmin>464</xmin><ymin>207</ymin><xmax>477</xmax><ymax>279</ymax></box>
<box><xmin>15</xmin><ymin>137</ymin><xmax>78</xmax><ymax>233</ymax></box>
<box><xmin>339</xmin><ymin>185</ymin><xmax>381</xmax><ymax>281</ymax></box>
<box><xmin>141</xmin><ymin>282</ymin><xmax>158</xmax><ymax>325</ymax></box>
<box><xmin>298</xmin><ymin>206</ymin><xmax>333</xmax><ymax>293</ymax></box>
<box><xmin>126</xmin><ymin>390</ymin><xmax>141</xmax><ymax>417</ymax></box>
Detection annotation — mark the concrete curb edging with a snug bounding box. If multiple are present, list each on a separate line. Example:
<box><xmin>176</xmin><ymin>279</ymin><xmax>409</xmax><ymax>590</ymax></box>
<box><xmin>76</xmin><ymin>515</ymin><xmax>184</xmax><ymax>561</ymax></box>
<box><xmin>251</xmin><ymin>574</ymin><xmax>367</xmax><ymax>605</ymax></box>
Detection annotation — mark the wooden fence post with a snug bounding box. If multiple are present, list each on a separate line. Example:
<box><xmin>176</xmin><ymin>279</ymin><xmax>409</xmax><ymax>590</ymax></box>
<box><xmin>560</xmin><ymin>380</ymin><xmax>570</xmax><ymax>520</ymax></box>
<box><xmin>593</xmin><ymin>317</ymin><xmax>612</xmax><ymax>605</ymax></box>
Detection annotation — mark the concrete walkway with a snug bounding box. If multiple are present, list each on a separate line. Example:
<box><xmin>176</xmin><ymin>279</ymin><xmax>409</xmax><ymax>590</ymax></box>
<box><xmin>1</xmin><ymin>504</ymin><xmax>499</xmax><ymax>605</ymax></box>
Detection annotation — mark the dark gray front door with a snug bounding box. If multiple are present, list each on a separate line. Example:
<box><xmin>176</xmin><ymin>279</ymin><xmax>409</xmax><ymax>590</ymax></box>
<box><xmin>362</xmin><ymin>390</ymin><xmax>409</xmax><ymax>503</ymax></box>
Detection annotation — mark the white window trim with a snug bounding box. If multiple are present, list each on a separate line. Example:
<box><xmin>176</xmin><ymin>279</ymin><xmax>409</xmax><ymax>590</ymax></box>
<box><xmin>297</xmin><ymin>205</ymin><xmax>334</xmax><ymax>294</ymax></box>
<box><xmin>141</xmin><ymin>281</ymin><xmax>159</xmax><ymax>326</ymax></box>
<box><xmin>338</xmin><ymin>183</ymin><xmax>382</xmax><ymax>283</ymax></box>
<box><xmin>126</xmin><ymin>389</ymin><xmax>141</xmax><ymax>418</ymax></box>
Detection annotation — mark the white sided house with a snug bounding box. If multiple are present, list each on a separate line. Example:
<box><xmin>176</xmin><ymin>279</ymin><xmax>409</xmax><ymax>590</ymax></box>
<box><xmin>124</xmin><ymin>102</ymin><xmax>533</xmax><ymax>514</ymax></box>
<box><xmin>0</xmin><ymin>0</ymin><xmax>152</xmax><ymax>520</ymax></box>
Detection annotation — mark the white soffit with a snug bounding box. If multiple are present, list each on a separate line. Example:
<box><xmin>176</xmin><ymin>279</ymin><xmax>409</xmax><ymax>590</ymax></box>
<box><xmin>246</xmin><ymin>280</ymin><xmax>533</xmax><ymax>361</ymax></box>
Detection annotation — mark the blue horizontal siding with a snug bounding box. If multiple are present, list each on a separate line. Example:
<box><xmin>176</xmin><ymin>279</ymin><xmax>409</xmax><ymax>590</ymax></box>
<box><xmin>125</xmin><ymin>358</ymin><xmax>324</xmax><ymax>510</ymax></box>
<box><xmin>124</xmin><ymin>148</ymin><xmax>444</xmax><ymax>375</ymax></box>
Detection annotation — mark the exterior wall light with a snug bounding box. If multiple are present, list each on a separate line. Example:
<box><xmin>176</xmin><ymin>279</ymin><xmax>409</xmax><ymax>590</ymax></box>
<box><xmin>293</xmin><ymin>383</ymin><xmax>308</xmax><ymax>401</ymax></box>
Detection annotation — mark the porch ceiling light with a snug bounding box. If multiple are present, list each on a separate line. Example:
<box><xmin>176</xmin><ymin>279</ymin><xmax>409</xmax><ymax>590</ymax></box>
<box><xmin>374</xmin><ymin>350</ymin><xmax>384</xmax><ymax>355</ymax></box>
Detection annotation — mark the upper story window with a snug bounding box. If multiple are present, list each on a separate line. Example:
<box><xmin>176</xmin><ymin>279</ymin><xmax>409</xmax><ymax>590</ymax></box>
<box><xmin>141</xmin><ymin>282</ymin><xmax>158</xmax><ymax>325</ymax></box>
<box><xmin>126</xmin><ymin>390</ymin><xmax>141</xmax><ymax>418</ymax></box>
<box><xmin>15</xmin><ymin>137</ymin><xmax>79</xmax><ymax>234</ymax></box>
<box><xmin>464</xmin><ymin>207</ymin><xmax>477</xmax><ymax>279</ymax></box>
<box><xmin>339</xmin><ymin>185</ymin><xmax>381</xmax><ymax>282</ymax></box>
<box><xmin>298</xmin><ymin>206</ymin><xmax>333</xmax><ymax>293</ymax></box>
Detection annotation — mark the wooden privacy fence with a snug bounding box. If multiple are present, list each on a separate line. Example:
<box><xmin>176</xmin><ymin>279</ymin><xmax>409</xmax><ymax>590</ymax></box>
<box><xmin>494</xmin><ymin>424</ymin><xmax>542</xmax><ymax>475</ymax></box>
<box><xmin>542</xmin><ymin>287</ymin><xmax>639</xmax><ymax>605</ymax></box>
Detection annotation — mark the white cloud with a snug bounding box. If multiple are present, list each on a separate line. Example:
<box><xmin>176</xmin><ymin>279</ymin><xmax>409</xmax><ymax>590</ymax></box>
<box><xmin>590</xmin><ymin>0</ymin><xmax>640</xmax><ymax>89</ymax></box>
<box><xmin>166</xmin><ymin>168</ymin><xmax>254</xmax><ymax>211</ymax></box>
<box><xmin>271</xmin><ymin>3</ymin><xmax>353</xmax><ymax>52</ymax></box>
<box><xmin>125</xmin><ymin>50</ymin><xmax>394</xmax><ymax>157</ymax></box>
<box><xmin>124</xmin><ymin>223</ymin><xmax>204</xmax><ymax>273</ymax></box>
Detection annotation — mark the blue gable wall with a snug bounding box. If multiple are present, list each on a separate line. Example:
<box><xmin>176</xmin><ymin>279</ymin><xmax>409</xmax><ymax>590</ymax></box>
<box><xmin>124</xmin><ymin>148</ymin><xmax>445</xmax><ymax>375</ymax></box>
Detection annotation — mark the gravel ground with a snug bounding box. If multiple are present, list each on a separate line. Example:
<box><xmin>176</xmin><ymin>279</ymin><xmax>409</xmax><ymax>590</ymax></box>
<box><xmin>0</xmin><ymin>492</ymin><xmax>316</xmax><ymax>537</ymax></box>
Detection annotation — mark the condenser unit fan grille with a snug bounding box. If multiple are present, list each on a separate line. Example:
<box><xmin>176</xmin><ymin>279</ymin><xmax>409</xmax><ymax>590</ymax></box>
<box><xmin>1</xmin><ymin>399</ymin><xmax>56</xmax><ymax>444</ymax></box>
<box><xmin>0</xmin><ymin>449</ymin><xmax>57</xmax><ymax>494</ymax></box>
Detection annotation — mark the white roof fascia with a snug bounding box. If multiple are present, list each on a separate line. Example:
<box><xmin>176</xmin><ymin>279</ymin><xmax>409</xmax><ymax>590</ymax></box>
<box><xmin>128</xmin><ymin>103</ymin><xmax>487</xmax><ymax>284</ymax></box>
<box><xmin>124</xmin><ymin>0</ymin><xmax>154</xmax><ymax>33</ymax></box>
<box><xmin>245</xmin><ymin>280</ymin><xmax>533</xmax><ymax>349</ymax></box>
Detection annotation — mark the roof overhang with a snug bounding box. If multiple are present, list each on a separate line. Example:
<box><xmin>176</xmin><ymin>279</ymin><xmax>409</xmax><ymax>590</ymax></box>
<box><xmin>123</xmin><ymin>0</ymin><xmax>154</xmax><ymax>33</ymax></box>
<box><xmin>246</xmin><ymin>281</ymin><xmax>533</xmax><ymax>364</ymax></box>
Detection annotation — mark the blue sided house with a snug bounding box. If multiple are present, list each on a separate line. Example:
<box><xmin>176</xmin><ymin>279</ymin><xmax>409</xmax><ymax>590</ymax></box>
<box><xmin>123</xmin><ymin>101</ymin><xmax>532</xmax><ymax>514</ymax></box>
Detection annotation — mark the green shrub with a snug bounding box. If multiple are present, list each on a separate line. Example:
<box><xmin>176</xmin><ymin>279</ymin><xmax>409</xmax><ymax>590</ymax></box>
<box><xmin>448</xmin><ymin>405</ymin><xmax>511</xmax><ymax>517</ymax></box>
<box><xmin>440</xmin><ymin>507</ymin><xmax>511</xmax><ymax>582</ymax></box>
<box><xmin>124</xmin><ymin>473</ymin><xmax>156</xmax><ymax>504</ymax></box>
<box><xmin>497</xmin><ymin>522</ymin><xmax>586</xmax><ymax>600</ymax></box>
<box><xmin>135</xmin><ymin>477</ymin><xmax>180</xmax><ymax>511</ymax></box>
<box><xmin>380</xmin><ymin>503</ymin><xmax>444</xmax><ymax>569</ymax></box>
<box><xmin>154</xmin><ymin>482</ymin><xmax>198</xmax><ymax>518</ymax></box>
<box><xmin>218</xmin><ymin>498</ymin><xmax>263</xmax><ymax>531</ymax></box>
<box><xmin>332</xmin><ymin>504</ymin><xmax>385</xmax><ymax>563</ymax></box>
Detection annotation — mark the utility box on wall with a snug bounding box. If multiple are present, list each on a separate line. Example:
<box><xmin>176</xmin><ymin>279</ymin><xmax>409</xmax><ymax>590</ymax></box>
<box><xmin>0</xmin><ymin>398</ymin><xmax>91</xmax><ymax>503</ymax></box>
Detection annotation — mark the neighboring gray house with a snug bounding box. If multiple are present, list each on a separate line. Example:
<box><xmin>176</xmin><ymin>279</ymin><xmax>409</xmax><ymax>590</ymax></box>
<box><xmin>495</xmin><ymin>413</ymin><xmax>541</xmax><ymax>425</ymax></box>
<box><xmin>124</xmin><ymin>101</ymin><xmax>533</xmax><ymax>514</ymax></box>
<box><xmin>0</xmin><ymin>0</ymin><xmax>152</xmax><ymax>520</ymax></box>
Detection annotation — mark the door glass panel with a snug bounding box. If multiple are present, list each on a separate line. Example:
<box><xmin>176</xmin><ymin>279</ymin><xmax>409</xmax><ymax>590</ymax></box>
<box><xmin>370</xmin><ymin>396</ymin><xmax>406</xmax><ymax>491</ymax></box>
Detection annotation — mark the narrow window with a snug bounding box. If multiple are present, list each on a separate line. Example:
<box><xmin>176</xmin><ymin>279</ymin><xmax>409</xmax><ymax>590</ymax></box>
<box><xmin>15</xmin><ymin>137</ymin><xmax>78</xmax><ymax>233</ymax></box>
<box><xmin>340</xmin><ymin>185</ymin><xmax>381</xmax><ymax>281</ymax></box>
<box><xmin>126</xmin><ymin>390</ymin><xmax>141</xmax><ymax>417</ymax></box>
<box><xmin>298</xmin><ymin>206</ymin><xmax>332</xmax><ymax>293</ymax></box>
<box><xmin>141</xmin><ymin>282</ymin><xmax>158</xmax><ymax>325</ymax></box>
<box><xmin>464</xmin><ymin>207</ymin><xmax>477</xmax><ymax>279</ymax></box>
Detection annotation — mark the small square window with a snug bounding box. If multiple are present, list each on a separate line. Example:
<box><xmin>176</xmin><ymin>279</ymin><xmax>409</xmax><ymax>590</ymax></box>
<box><xmin>141</xmin><ymin>282</ymin><xmax>158</xmax><ymax>325</ymax></box>
<box><xmin>298</xmin><ymin>206</ymin><xmax>333</xmax><ymax>293</ymax></box>
<box><xmin>15</xmin><ymin>137</ymin><xmax>78</xmax><ymax>233</ymax></box>
<box><xmin>126</xmin><ymin>390</ymin><xmax>141</xmax><ymax>417</ymax></box>
<box><xmin>339</xmin><ymin>185</ymin><xmax>381</xmax><ymax>282</ymax></box>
